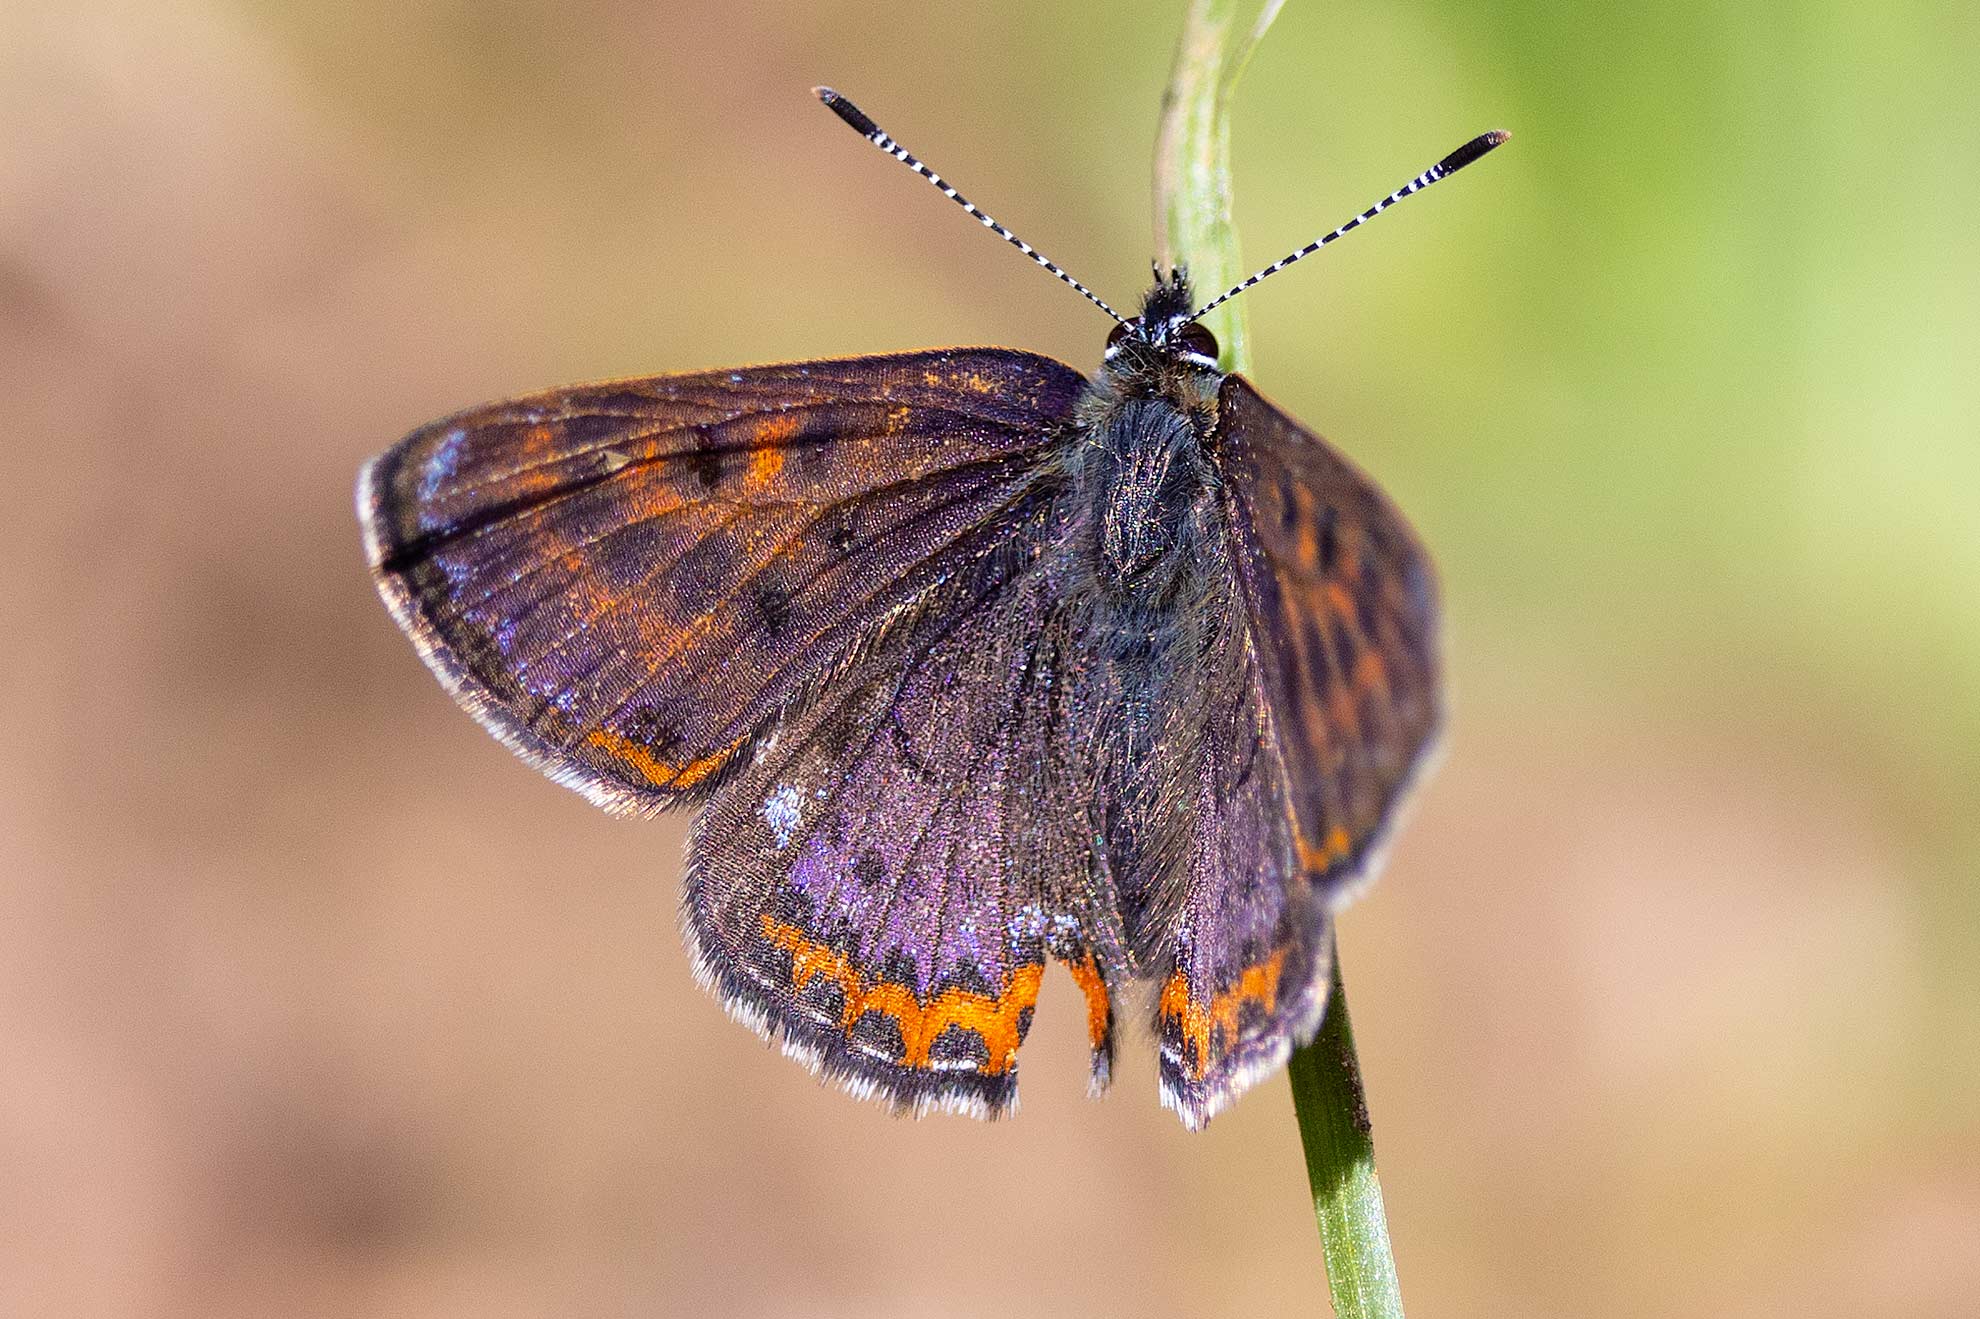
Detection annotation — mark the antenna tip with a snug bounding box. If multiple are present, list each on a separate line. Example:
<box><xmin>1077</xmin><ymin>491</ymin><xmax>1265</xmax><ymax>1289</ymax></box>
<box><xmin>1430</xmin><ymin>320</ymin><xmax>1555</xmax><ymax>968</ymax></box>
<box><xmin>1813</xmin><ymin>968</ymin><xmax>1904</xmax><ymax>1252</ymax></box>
<box><xmin>1438</xmin><ymin>129</ymin><xmax>1511</xmax><ymax>175</ymax></box>
<box><xmin>813</xmin><ymin>86</ymin><xmax>880</xmax><ymax>138</ymax></box>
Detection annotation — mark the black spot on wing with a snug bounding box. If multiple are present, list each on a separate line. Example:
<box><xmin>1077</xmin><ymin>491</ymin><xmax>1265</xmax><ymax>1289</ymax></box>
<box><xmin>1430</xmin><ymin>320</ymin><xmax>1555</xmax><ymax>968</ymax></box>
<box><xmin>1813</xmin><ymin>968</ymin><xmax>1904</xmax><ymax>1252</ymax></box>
<box><xmin>943</xmin><ymin>959</ymin><xmax>996</xmax><ymax>998</ymax></box>
<box><xmin>1317</xmin><ymin>504</ymin><xmax>1340</xmax><ymax>574</ymax></box>
<box><xmin>1329</xmin><ymin>625</ymin><xmax>1358</xmax><ymax>680</ymax></box>
<box><xmin>796</xmin><ymin>973</ymin><xmax>847</xmax><ymax>1025</ymax></box>
<box><xmin>624</xmin><ymin>706</ymin><xmax>683</xmax><ymax>757</ymax></box>
<box><xmin>753</xmin><ymin>583</ymin><xmax>793</xmax><ymax>637</ymax></box>
<box><xmin>688</xmin><ymin>441</ymin><xmax>725</xmax><ymax>491</ymax></box>
<box><xmin>880</xmin><ymin>948</ymin><xmax>918</xmax><ymax>988</ymax></box>
<box><xmin>929</xmin><ymin>1026</ymin><xmax>991</xmax><ymax>1070</ymax></box>
<box><xmin>849</xmin><ymin>1010</ymin><xmax>907</xmax><ymax>1061</ymax></box>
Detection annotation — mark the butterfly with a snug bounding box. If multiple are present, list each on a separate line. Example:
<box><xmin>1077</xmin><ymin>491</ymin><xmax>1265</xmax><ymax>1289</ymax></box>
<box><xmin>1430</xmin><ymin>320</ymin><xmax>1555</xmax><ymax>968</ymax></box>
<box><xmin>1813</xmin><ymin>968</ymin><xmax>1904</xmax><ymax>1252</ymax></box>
<box><xmin>358</xmin><ymin>88</ymin><xmax>1506</xmax><ymax>1128</ymax></box>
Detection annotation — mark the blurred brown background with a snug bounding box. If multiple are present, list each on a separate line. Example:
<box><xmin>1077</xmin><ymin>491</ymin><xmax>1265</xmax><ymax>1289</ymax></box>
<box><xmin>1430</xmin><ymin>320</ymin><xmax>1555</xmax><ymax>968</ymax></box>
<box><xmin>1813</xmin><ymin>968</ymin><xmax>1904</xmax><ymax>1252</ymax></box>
<box><xmin>4</xmin><ymin>1</ymin><xmax>1976</xmax><ymax>1316</ymax></box>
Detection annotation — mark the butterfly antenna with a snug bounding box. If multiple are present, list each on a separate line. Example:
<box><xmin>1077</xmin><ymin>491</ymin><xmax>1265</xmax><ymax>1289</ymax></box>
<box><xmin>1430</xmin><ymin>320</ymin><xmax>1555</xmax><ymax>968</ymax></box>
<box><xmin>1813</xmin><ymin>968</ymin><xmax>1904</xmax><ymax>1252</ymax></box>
<box><xmin>1191</xmin><ymin>130</ymin><xmax>1510</xmax><ymax>320</ymax></box>
<box><xmin>815</xmin><ymin>87</ymin><xmax>1128</xmax><ymax>326</ymax></box>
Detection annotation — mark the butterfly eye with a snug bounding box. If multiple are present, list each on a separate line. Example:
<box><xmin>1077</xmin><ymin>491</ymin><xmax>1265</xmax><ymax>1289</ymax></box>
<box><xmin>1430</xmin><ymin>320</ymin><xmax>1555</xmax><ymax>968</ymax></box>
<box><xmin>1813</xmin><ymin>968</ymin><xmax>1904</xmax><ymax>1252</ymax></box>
<box><xmin>1107</xmin><ymin>320</ymin><xmax>1139</xmax><ymax>350</ymax></box>
<box><xmin>1177</xmin><ymin>322</ymin><xmax>1220</xmax><ymax>363</ymax></box>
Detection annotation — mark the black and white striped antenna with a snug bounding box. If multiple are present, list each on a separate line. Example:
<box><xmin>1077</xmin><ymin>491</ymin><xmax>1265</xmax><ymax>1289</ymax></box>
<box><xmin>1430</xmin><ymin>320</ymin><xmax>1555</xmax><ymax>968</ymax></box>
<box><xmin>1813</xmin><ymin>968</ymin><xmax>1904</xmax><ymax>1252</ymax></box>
<box><xmin>1191</xmin><ymin>129</ymin><xmax>1510</xmax><ymax>320</ymax></box>
<box><xmin>815</xmin><ymin>87</ymin><xmax>1130</xmax><ymax>326</ymax></box>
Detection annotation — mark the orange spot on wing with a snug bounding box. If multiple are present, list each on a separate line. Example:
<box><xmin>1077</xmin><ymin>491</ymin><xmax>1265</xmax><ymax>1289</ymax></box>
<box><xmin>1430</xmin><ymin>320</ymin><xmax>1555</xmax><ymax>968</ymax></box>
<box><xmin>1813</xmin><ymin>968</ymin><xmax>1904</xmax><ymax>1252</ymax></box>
<box><xmin>1065</xmin><ymin>953</ymin><xmax>1112</xmax><ymax>1053</ymax></box>
<box><xmin>1158</xmin><ymin>947</ymin><xmax>1291</xmax><ymax>1080</ymax></box>
<box><xmin>1326</xmin><ymin>683</ymin><xmax>1362</xmax><ymax>739</ymax></box>
<box><xmin>753</xmin><ymin>412</ymin><xmax>800</xmax><ymax>441</ymax></box>
<box><xmin>1296</xmin><ymin>523</ymin><xmax>1321</xmax><ymax>568</ymax></box>
<box><xmin>585</xmin><ymin>728</ymin><xmax>745</xmax><ymax>790</ymax></box>
<box><xmin>746</xmin><ymin>446</ymin><xmax>785</xmax><ymax>487</ymax></box>
<box><xmin>1288</xmin><ymin>489</ymin><xmax>1320</xmax><ymax>567</ymax></box>
<box><xmin>1353</xmin><ymin>648</ymin><xmax>1390</xmax><ymax>698</ymax></box>
<box><xmin>919</xmin><ymin>368</ymin><xmax>999</xmax><ymax>396</ymax></box>
<box><xmin>1292</xmin><ymin>825</ymin><xmax>1356</xmax><ymax>875</ymax></box>
<box><xmin>759</xmin><ymin>916</ymin><xmax>1043</xmax><ymax>1073</ymax></box>
<box><xmin>730</xmin><ymin>415</ymin><xmax>797</xmax><ymax>491</ymax></box>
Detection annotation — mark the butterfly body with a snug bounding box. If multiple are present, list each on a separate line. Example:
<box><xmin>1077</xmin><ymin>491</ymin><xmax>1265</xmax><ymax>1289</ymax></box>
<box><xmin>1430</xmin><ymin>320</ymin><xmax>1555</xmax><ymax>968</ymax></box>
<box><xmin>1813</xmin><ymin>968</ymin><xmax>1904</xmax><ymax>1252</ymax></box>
<box><xmin>361</xmin><ymin>92</ymin><xmax>1501</xmax><ymax>1127</ymax></box>
<box><xmin>359</xmin><ymin>273</ymin><xmax>1440</xmax><ymax>1128</ymax></box>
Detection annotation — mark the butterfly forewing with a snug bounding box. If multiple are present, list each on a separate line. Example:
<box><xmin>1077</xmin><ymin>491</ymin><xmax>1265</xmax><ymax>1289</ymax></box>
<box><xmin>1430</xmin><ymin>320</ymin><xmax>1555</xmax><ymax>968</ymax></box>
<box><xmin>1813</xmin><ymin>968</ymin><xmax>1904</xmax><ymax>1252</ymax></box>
<box><xmin>1210</xmin><ymin>373</ymin><xmax>1442</xmax><ymax>898</ymax></box>
<box><xmin>360</xmin><ymin>349</ymin><xmax>1086</xmax><ymax>814</ymax></box>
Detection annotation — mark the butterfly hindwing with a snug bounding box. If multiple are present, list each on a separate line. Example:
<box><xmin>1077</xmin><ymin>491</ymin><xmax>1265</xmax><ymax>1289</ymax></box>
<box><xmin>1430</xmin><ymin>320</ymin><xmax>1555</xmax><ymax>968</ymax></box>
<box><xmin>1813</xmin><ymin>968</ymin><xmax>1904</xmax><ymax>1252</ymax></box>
<box><xmin>1140</xmin><ymin>613</ymin><xmax>1322</xmax><ymax>1116</ymax></box>
<box><xmin>359</xmin><ymin>349</ymin><xmax>1087</xmax><ymax>814</ymax></box>
<box><xmin>1210</xmin><ymin>373</ymin><xmax>1442</xmax><ymax>900</ymax></box>
<box><xmin>1137</xmin><ymin>374</ymin><xmax>1439</xmax><ymax>1127</ymax></box>
<box><xmin>685</xmin><ymin>524</ymin><xmax>1122</xmax><ymax>1116</ymax></box>
<box><xmin>1042</xmin><ymin>461</ymin><xmax>1333</xmax><ymax>1126</ymax></box>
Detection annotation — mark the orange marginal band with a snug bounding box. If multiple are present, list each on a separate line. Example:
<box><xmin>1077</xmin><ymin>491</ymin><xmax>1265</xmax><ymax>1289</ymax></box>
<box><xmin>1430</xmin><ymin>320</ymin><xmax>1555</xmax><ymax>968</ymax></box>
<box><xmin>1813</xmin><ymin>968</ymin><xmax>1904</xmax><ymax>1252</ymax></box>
<box><xmin>586</xmin><ymin>728</ymin><xmax>747</xmax><ymax>790</ymax></box>
<box><xmin>1064</xmin><ymin>952</ymin><xmax>1112</xmax><ymax>1054</ymax></box>
<box><xmin>1158</xmin><ymin>947</ymin><xmax>1291</xmax><ymax>1080</ymax></box>
<box><xmin>759</xmin><ymin>915</ymin><xmax>1044</xmax><ymax>1073</ymax></box>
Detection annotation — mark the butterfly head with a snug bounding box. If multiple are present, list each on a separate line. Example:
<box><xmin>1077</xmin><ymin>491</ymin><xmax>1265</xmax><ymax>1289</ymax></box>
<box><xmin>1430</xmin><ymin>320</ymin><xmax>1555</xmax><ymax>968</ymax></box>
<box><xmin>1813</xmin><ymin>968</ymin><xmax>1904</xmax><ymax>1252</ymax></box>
<box><xmin>1102</xmin><ymin>268</ymin><xmax>1222</xmax><ymax>374</ymax></box>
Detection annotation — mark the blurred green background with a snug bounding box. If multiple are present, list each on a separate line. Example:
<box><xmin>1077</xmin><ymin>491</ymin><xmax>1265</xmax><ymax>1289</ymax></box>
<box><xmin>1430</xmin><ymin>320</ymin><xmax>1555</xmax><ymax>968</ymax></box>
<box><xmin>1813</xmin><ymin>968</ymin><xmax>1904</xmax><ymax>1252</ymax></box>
<box><xmin>3</xmin><ymin>1</ymin><xmax>1975</xmax><ymax>1316</ymax></box>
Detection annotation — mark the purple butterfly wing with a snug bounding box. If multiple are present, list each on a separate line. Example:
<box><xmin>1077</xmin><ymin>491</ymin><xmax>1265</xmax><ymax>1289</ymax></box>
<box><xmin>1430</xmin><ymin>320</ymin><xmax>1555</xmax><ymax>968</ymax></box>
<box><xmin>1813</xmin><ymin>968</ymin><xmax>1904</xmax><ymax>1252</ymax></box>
<box><xmin>1148</xmin><ymin>374</ymin><xmax>1440</xmax><ymax>1128</ymax></box>
<box><xmin>358</xmin><ymin>349</ymin><xmax>1087</xmax><ymax>814</ymax></box>
<box><xmin>1212</xmin><ymin>373</ymin><xmax>1442</xmax><ymax>883</ymax></box>
<box><xmin>1142</xmin><ymin>614</ymin><xmax>1333</xmax><ymax>1128</ymax></box>
<box><xmin>685</xmin><ymin>522</ymin><xmax>1122</xmax><ymax>1117</ymax></box>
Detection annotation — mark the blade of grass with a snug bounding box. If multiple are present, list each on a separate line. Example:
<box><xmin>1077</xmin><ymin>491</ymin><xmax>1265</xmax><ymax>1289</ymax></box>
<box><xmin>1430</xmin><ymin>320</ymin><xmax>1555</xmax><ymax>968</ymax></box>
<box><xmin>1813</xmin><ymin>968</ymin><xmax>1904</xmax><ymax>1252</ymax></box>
<box><xmin>1154</xmin><ymin>7</ymin><xmax>1406</xmax><ymax>1316</ymax></box>
<box><xmin>1287</xmin><ymin>950</ymin><xmax>1404</xmax><ymax>1317</ymax></box>
<box><xmin>1154</xmin><ymin>0</ymin><xmax>1283</xmax><ymax>373</ymax></box>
